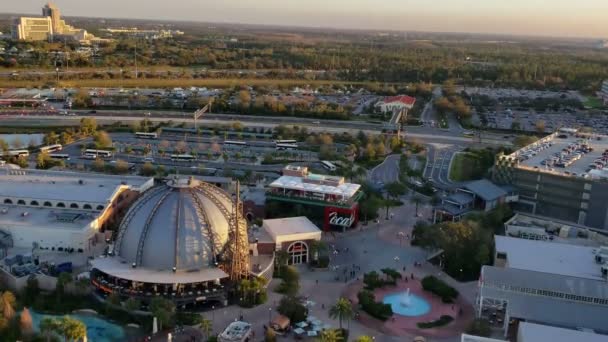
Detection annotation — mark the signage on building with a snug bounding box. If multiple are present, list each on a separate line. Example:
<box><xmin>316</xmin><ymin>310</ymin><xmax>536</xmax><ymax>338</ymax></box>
<box><xmin>324</xmin><ymin>205</ymin><xmax>359</xmax><ymax>231</ymax></box>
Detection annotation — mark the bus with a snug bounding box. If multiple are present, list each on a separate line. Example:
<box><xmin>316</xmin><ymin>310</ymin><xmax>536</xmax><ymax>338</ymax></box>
<box><xmin>276</xmin><ymin>143</ymin><xmax>298</xmax><ymax>151</ymax></box>
<box><xmin>273</xmin><ymin>139</ymin><xmax>298</xmax><ymax>144</ymax></box>
<box><xmin>6</xmin><ymin>150</ymin><xmax>30</xmax><ymax>158</ymax></box>
<box><xmin>321</xmin><ymin>160</ymin><xmax>337</xmax><ymax>171</ymax></box>
<box><xmin>170</xmin><ymin>154</ymin><xmax>196</xmax><ymax>162</ymax></box>
<box><xmin>49</xmin><ymin>153</ymin><xmax>70</xmax><ymax>161</ymax></box>
<box><xmin>84</xmin><ymin>149</ymin><xmax>112</xmax><ymax>158</ymax></box>
<box><xmin>135</xmin><ymin>132</ymin><xmax>158</xmax><ymax>139</ymax></box>
<box><xmin>39</xmin><ymin>144</ymin><xmax>63</xmax><ymax>153</ymax></box>
<box><xmin>463</xmin><ymin>131</ymin><xmax>475</xmax><ymax>137</ymax></box>
<box><xmin>224</xmin><ymin>140</ymin><xmax>247</xmax><ymax>147</ymax></box>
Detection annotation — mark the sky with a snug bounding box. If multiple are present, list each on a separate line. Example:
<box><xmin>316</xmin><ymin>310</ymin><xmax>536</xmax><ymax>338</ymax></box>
<box><xmin>4</xmin><ymin>0</ymin><xmax>608</xmax><ymax>39</ymax></box>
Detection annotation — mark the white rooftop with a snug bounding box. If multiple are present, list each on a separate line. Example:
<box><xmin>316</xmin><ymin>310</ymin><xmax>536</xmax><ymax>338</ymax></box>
<box><xmin>519</xmin><ymin>322</ymin><xmax>608</xmax><ymax>342</ymax></box>
<box><xmin>494</xmin><ymin>235</ymin><xmax>604</xmax><ymax>280</ymax></box>
<box><xmin>0</xmin><ymin>168</ymin><xmax>153</xmax><ymax>204</ymax></box>
<box><xmin>264</xmin><ymin>217</ymin><xmax>321</xmax><ymax>236</ymax></box>
<box><xmin>270</xmin><ymin>175</ymin><xmax>360</xmax><ymax>199</ymax></box>
<box><xmin>90</xmin><ymin>256</ymin><xmax>228</xmax><ymax>284</ymax></box>
<box><xmin>460</xmin><ymin>334</ymin><xmax>506</xmax><ymax>342</ymax></box>
<box><xmin>0</xmin><ymin>205</ymin><xmax>94</xmax><ymax>231</ymax></box>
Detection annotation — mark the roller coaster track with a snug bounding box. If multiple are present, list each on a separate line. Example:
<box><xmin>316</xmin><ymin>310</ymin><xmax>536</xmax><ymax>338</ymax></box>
<box><xmin>173</xmin><ymin>193</ymin><xmax>183</xmax><ymax>269</ymax></box>
<box><xmin>188</xmin><ymin>188</ymin><xmax>223</xmax><ymax>263</ymax></box>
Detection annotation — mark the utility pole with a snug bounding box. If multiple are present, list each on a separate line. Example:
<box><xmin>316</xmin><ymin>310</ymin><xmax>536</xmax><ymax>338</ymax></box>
<box><xmin>134</xmin><ymin>42</ymin><xmax>138</xmax><ymax>79</ymax></box>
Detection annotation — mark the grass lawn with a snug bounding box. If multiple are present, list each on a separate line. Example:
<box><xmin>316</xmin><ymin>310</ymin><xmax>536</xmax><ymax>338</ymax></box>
<box><xmin>449</xmin><ymin>152</ymin><xmax>480</xmax><ymax>182</ymax></box>
<box><xmin>584</xmin><ymin>96</ymin><xmax>606</xmax><ymax>109</ymax></box>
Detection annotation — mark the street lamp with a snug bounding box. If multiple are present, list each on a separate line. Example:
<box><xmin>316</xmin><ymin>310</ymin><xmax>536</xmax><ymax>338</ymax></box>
<box><xmin>55</xmin><ymin>67</ymin><xmax>59</xmax><ymax>84</ymax></box>
<box><xmin>268</xmin><ymin>307</ymin><xmax>272</xmax><ymax>324</ymax></box>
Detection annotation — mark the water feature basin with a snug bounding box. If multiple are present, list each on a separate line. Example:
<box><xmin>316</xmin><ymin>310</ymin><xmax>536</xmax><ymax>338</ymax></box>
<box><xmin>383</xmin><ymin>291</ymin><xmax>431</xmax><ymax>317</ymax></box>
<box><xmin>29</xmin><ymin>310</ymin><xmax>126</xmax><ymax>342</ymax></box>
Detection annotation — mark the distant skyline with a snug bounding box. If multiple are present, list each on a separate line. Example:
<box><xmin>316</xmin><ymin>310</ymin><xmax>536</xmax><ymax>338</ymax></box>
<box><xmin>4</xmin><ymin>0</ymin><xmax>608</xmax><ymax>39</ymax></box>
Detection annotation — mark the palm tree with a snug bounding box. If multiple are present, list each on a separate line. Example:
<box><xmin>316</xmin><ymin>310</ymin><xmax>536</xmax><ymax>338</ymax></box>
<box><xmin>320</xmin><ymin>329</ymin><xmax>343</xmax><ymax>342</ymax></box>
<box><xmin>329</xmin><ymin>298</ymin><xmax>354</xmax><ymax>331</ymax></box>
<box><xmin>275</xmin><ymin>250</ymin><xmax>290</xmax><ymax>277</ymax></box>
<box><xmin>60</xmin><ymin>316</ymin><xmax>87</xmax><ymax>341</ymax></box>
<box><xmin>40</xmin><ymin>317</ymin><xmax>61</xmax><ymax>342</ymax></box>
<box><xmin>309</xmin><ymin>240</ymin><xmax>328</xmax><ymax>262</ymax></box>
<box><xmin>412</xmin><ymin>195</ymin><xmax>426</xmax><ymax>217</ymax></box>
<box><xmin>200</xmin><ymin>318</ymin><xmax>212</xmax><ymax>340</ymax></box>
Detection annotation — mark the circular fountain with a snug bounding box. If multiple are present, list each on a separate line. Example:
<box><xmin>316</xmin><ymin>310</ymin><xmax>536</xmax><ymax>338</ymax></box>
<box><xmin>383</xmin><ymin>288</ymin><xmax>431</xmax><ymax>317</ymax></box>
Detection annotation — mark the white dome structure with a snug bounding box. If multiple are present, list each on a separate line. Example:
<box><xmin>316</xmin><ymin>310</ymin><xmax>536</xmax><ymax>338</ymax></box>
<box><xmin>90</xmin><ymin>177</ymin><xmax>250</xmax><ymax>307</ymax></box>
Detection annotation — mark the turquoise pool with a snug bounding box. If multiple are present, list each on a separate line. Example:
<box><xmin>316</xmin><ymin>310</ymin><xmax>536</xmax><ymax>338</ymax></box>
<box><xmin>383</xmin><ymin>292</ymin><xmax>431</xmax><ymax>317</ymax></box>
<box><xmin>29</xmin><ymin>310</ymin><xmax>126</xmax><ymax>342</ymax></box>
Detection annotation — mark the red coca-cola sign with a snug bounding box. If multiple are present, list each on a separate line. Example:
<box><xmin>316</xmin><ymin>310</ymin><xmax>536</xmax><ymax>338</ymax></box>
<box><xmin>323</xmin><ymin>204</ymin><xmax>359</xmax><ymax>231</ymax></box>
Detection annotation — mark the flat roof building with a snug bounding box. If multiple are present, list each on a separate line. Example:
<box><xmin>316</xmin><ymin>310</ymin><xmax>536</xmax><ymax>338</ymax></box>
<box><xmin>518</xmin><ymin>322</ymin><xmax>608</xmax><ymax>342</ymax></box>
<box><xmin>494</xmin><ymin>128</ymin><xmax>608</xmax><ymax>230</ymax></box>
<box><xmin>267</xmin><ymin>166</ymin><xmax>362</xmax><ymax>231</ymax></box>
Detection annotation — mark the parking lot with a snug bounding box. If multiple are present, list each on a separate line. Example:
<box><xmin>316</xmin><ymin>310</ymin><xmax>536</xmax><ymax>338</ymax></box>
<box><xmin>480</xmin><ymin>110</ymin><xmax>608</xmax><ymax>134</ymax></box>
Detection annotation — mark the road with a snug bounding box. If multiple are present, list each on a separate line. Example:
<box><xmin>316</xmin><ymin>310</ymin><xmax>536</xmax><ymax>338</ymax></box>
<box><xmin>424</xmin><ymin>144</ymin><xmax>462</xmax><ymax>189</ymax></box>
<box><xmin>369</xmin><ymin>154</ymin><xmax>401</xmax><ymax>186</ymax></box>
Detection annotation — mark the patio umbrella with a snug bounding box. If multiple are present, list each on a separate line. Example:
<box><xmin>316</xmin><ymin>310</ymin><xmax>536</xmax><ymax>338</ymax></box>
<box><xmin>296</xmin><ymin>322</ymin><xmax>308</xmax><ymax>328</ymax></box>
<box><xmin>293</xmin><ymin>328</ymin><xmax>305</xmax><ymax>335</ymax></box>
<box><xmin>307</xmin><ymin>331</ymin><xmax>318</xmax><ymax>337</ymax></box>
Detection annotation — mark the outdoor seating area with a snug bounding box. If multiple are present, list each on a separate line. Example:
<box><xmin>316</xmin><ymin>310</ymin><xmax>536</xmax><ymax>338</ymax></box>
<box><xmin>91</xmin><ymin>270</ymin><xmax>226</xmax><ymax>305</ymax></box>
<box><xmin>293</xmin><ymin>316</ymin><xmax>332</xmax><ymax>338</ymax></box>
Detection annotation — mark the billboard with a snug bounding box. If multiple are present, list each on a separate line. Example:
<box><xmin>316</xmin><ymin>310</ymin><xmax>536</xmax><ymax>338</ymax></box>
<box><xmin>323</xmin><ymin>204</ymin><xmax>359</xmax><ymax>231</ymax></box>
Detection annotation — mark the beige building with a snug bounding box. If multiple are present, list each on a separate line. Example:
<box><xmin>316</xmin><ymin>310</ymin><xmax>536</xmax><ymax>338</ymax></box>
<box><xmin>12</xmin><ymin>2</ymin><xmax>99</xmax><ymax>42</ymax></box>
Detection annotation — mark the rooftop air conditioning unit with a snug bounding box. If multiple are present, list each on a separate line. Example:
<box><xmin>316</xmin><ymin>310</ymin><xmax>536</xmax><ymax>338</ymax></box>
<box><xmin>21</xmin><ymin>212</ymin><xmax>28</xmax><ymax>217</ymax></box>
<box><xmin>601</xmin><ymin>263</ymin><xmax>608</xmax><ymax>278</ymax></box>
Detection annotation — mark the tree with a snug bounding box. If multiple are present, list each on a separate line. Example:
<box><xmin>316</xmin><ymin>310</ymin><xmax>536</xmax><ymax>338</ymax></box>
<box><xmin>56</xmin><ymin>272</ymin><xmax>73</xmax><ymax>295</ymax></box>
<box><xmin>265</xmin><ymin>326</ymin><xmax>277</xmax><ymax>342</ymax></box>
<box><xmin>140</xmin><ymin>162</ymin><xmax>155</xmax><ymax>176</ymax></box>
<box><xmin>411</xmin><ymin>194</ymin><xmax>426</xmax><ymax>217</ymax></box>
<box><xmin>466</xmin><ymin>318</ymin><xmax>491</xmax><ymax>337</ymax></box>
<box><xmin>20</xmin><ymin>307</ymin><xmax>33</xmax><ymax>336</ymax></box>
<box><xmin>92</xmin><ymin>158</ymin><xmax>105</xmax><ymax>172</ymax></box>
<box><xmin>309</xmin><ymin>240</ymin><xmax>328</xmax><ymax>262</ymax></box>
<box><xmin>149</xmin><ymin>297</ymin><xmax>175</xmax><ymax>331</ymax></box>
<box><xmin>175</xmin><ymin>141</ymin><xmax>188</xmax><ymax>154</ymax></box>
<box><xmin>60</xmin><ymin>316</ymin><xmax>87</xmax><ymax>341</ymax></box>
<box><xmin>535</xmin><ymin>120</ymin><xmax>546</xmax><ymax>134</ymax></box>
<box><xmin>385</xmin><ymin>182</ymin><xmax>407</xmax><ymax>200</ymax></box>
<box><xmin>275</xmin><ymin>250</ymin><xmax>290</xmax><ymax>277</ymax></box>
<box><xmin>320</xmin><ymin>329</ymin><xmax>343</xmax><ymax>342</ymax></box>
<box><xmin>94</xmin><ymin>131</ymin><xmax>112</xmax><ymax>148</ymax></box>
<box><xmin>200</xmin><ymin>318</ymin><xmax>212</xmax><ymax>340</ymax></box>
<box><xmin>355</xmin><ymin>336</ymin><xmax>373</xmax><ymax>342</ymax></box>
<box><xmin>113</xmin><ymin>159</ymin><xmax>129</xmax><ymax>174</ymax></box>
<box><xmin>1</xmin><ymin>291</ymin><xmax>16</xmax><ymax>321</ymax></box>
<box><xmin>329</xmin><ymin>298</ymin><xmax>354</xmax><ymax>331</ymax></box>
<box><xmin>40</xmin><ymin>317</ymin><xmax>61</xmax><ymax>342</ymax></box>
<box><xmin>124</xmin><ymin>298</ymin><xmax>140</xmax><ymax>312</ymax></box>
<box><xmin>79</xmin><ymin>117</ymin><xmax>97</xmax><ymax>135</ymax></box>
<box><xmin>0</xmin><ymin>139</ymin><xmax>9</xmax><ymax>154</ymax></box>
<box><xmin>37</xmin><ymin>151</ymin><xmax>50</xmax><ymax>169</ymax></box>
<box><xmin>277</xmin><ymin>296</ymin><xmax>307</xmax><ymax>323</ymax></box>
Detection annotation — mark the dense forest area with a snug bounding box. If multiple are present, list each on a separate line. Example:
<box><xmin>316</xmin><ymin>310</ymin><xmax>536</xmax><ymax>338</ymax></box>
<box><xmin>1</xmin><ymin>20</ymin><xmax>607</xmax><ymax>93</ymax></box>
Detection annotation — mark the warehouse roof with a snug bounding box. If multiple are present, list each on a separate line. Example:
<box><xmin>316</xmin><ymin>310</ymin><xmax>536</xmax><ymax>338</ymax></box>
<box><xmin>494</xmin><ymin>235</ymin><xmax>603</xmax><ymax>280</ymax></box>
<box><xmin>462</xmin><ymin>179</ymin><xmax>507</xmax><ymax>201</ymax></box>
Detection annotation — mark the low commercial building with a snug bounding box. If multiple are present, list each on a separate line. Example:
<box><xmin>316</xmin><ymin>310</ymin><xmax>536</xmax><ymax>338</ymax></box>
<box><xmin>476</xmin><ymin>235</ymin><xmax>608</xmax><ymax>337</ymax></box>
<box><xmin>433</xmin><ymin>179</ymin><xmax>511</xmax><ymax>223</ymax></box>
<box><xmin>504</xmin><ymin>213</ymin><xmax>608</xmax><ymax>245</ymax></box>
<box><xmin>517</xmin><ymin>322</ymin><xmax>608</xmax><ymax>342</ymax></box>
<box><xmin>494</xmin><ymin>128</ymin><xmax>608</xmax><ymax>230</ymax></box>
<box><xmin>252</xmin><ymin>217</ymin><xmax>322</xmax><ymax>265</ymax></box>
<box><xmin>267</xmin><ymin>166</ymin><xmax>362</xmax><ymax>231</ymax></box>
<box><xmin>375</xmin><ymin>95</ymin><xmax>416</xmax><ymax>113</ymax></box>
<box><xmin>0</xmin><ymin>168</ymin><xmax>153</xmax><ymax>253</ymax></box>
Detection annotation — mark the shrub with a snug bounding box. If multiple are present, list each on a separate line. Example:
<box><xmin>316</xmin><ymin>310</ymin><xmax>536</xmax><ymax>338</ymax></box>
<box><xmin>417</xmin><ymin>315</ymin><xmax>454</xmax><ymax>329</ymax></box>
<box><xmin>357</xmin><ymin>290</ymin><xmax>392</xmax><ymax>321</ymax></box>
<box><xmin>466</xmin><ymin>319</ymin><xmax>492</xmax><ymax>337</ymax></box>
<box><xmin>275</xmin><ymin>266</ymin><xmax>300</xmax><ymax>296</ymax></box>
<box><xmin>277</xmin><ymin>296</ymin><xmax>307</xmax><ymax>323</ymax></box>
<box><xmin>421</xmin><ymin>276</ymin><xmax>459</xmax><ymax>303</ymax></box>
<box><xmin>363</xmin><ymin>271</ymin><xmax>383</xmax><ymax>290</ymax></box>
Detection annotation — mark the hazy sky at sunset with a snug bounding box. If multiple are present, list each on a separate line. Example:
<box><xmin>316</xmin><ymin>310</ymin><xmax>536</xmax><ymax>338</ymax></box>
<box><xmin>5</xmin><ymin>0</ymin><xmax>608</xmax><ymax>38</ymax></box>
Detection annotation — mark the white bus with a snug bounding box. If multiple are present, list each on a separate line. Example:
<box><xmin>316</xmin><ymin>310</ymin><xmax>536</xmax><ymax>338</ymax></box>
<box><xmin>39</xmin><ymin>144</ymin><xmax>63</xmax><ymax>153</ymax></box>
<box><xmin>49</xmin><ymin>153</ymin><xmax>70</xmax><ymax>161</ymax></box>
<box><xmin>170</xmin><ymin>154</ymin><xmax>196</xmax><ymax>162</ymax></box>
<box><xmin>84</xmin><ymin>149</ymin><xmax>112</xmax><ymax>158</ymax></box>
<box><xmin>321</xmin><ymin>160</ymin><xmax>337</xmax><ymax>171</ymax></box>
<box><xmin>276</xmin><ymin>143</ymin><xmax>298</xmax><ymax>151</ymax></box>
<box><xmin>135</xmin><ymin>132</ymin><xmax>158</xmax><ymax>139</ymax></box>
<box><xmin>224</xmin><ymin>140</ymin><xmax>247</xmax><ymax>147</ymax></box>
<box><xmin>273</xmin><ymin>139</ymin><xmax>297</xmax><ymax>144</ymax></box>
<box><xmin>6</xmin><ymin>150</ymin><xmax>30</xmax><ymax>158</ymax></box>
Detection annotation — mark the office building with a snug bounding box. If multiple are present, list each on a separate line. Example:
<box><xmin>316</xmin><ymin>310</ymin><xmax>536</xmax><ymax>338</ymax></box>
<box><xmin>494</xmin><ymin>128</ymin><xmax>608</xmax><ymax>230</ymax></box>
<box><xmin>12</xmin><ymin>2</ymin><xmax>101</xmax><ymax>42</ymax></box>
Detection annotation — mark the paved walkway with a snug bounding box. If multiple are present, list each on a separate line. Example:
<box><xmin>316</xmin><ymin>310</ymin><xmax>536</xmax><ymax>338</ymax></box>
<box><xmin>158</xmin><ymin>200</ymin><xmax>475</xmax><ymax>342</ymax></box>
